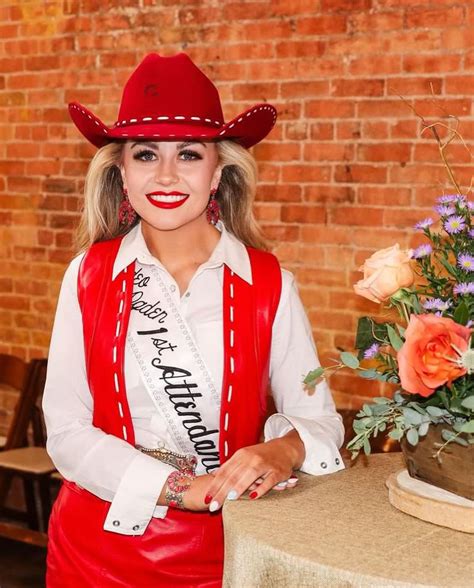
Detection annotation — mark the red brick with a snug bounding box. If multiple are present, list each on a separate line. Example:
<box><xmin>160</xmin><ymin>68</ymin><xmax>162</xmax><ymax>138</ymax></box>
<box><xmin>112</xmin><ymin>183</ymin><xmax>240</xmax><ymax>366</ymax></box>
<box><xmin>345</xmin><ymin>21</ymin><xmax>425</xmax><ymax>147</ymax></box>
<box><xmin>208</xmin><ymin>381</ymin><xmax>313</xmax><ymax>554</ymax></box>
<box><xmin>303</xmin><ymin>142</ymin><xmax>354</xmax><ymax>161</ymax></box>
<box><xmin>305</xmin><ymin>100</ymin><xmax>355</xmax><ymax>119</ymax></box>
<box><xmin>281</xmin><ymin>205</ymin><xmax>326</xmax><ymax>224</ymax></box>
<box><xmin>276</xmin><ymin>40</ymin><xmax>325</xmax><ymax>59</ymax></box>
<box><xmin>349</xmin><ymin>55</ymin><xmax>402</xmax><ymax>75</ymax></box>
<box><xmin>388</xmin><ymin>77</ymin><xmax>442</xmax><ymax>96</ymax></box>
<box><xmin>296</xmin><ymin>15</ymin><xmax>347</xmax><ymax>35</ymax></box>
<box><xmin>331</xmin><ymin>79</ymin><xmax>385</xmax><ymax>97</ymax></box>
<box><xmin>321</xmin><ymin>0</ymin><xmax>370</xmax><ymax>10</ymax></box>
<box><xmin>349</xmin><ymin>11</ymin><xmax>403</xmax><ymax>32</ymax></box>
<box><xmin>281</xmin><ymin>165</ymin><xmax>331</xmax><ymax>183</ymax></box>
<box><xmin>358</xmin><ymin>143</ymin><xmax>411</xmax><ymax>163</ymax></box>
<box><xmin>334</xmin><ymin>164</ymin><xmax>387</xmax><ymax>184</ymax></box>
<box><xmin>403</xmin><ymin>54</ymin><xmax>461</xmax><ymax>74</ymax></box>
<box><xmin>330</xmin><ymin>207</ymin><xmax>384</xmax><ymax>226</ymax></box>
<box><xmin>405</xmin><ymin>6</ymin><xmax>464</xmax><ymax>29</ymax></box>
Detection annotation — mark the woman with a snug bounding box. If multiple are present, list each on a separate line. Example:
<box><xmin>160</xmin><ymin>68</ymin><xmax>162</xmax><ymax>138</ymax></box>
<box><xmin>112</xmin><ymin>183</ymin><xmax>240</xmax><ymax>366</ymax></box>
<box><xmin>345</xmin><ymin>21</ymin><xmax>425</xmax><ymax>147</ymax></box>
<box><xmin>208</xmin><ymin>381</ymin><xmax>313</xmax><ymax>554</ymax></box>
<box><xmin>44</xmin><ymin>53</ymin><xmax>344</xmax><ymax>587</ymax></box>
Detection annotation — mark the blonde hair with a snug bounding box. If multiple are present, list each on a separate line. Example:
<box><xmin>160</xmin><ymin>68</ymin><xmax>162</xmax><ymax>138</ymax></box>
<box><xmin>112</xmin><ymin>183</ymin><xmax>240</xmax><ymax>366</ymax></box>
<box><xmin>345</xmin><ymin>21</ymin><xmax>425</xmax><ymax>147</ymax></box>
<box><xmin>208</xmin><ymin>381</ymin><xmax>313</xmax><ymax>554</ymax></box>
<box><xmin>76</xmin><ymin>140</ymin><xmax>268</xmax><ymax>252</ymax></box>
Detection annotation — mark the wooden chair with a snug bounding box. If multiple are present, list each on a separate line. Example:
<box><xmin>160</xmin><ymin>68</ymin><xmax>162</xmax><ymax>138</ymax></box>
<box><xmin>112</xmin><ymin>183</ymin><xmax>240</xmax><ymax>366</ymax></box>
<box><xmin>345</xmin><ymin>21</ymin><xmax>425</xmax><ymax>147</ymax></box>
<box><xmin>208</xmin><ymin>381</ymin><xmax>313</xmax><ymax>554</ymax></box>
<box><xmin>0</xmin><ymin>358</ymin><xmax>54</xmax><ymax>547</ymax></box>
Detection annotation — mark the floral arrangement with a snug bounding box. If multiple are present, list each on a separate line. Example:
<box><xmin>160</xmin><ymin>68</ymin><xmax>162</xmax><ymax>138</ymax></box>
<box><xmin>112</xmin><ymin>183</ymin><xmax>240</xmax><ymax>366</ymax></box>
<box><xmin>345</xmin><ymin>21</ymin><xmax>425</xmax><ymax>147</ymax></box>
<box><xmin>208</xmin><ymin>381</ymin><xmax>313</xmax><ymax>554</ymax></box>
<box><xmin>305</xmin><ymin>119</ymin><xmax>474</xmax><ymax>461</ymax></box>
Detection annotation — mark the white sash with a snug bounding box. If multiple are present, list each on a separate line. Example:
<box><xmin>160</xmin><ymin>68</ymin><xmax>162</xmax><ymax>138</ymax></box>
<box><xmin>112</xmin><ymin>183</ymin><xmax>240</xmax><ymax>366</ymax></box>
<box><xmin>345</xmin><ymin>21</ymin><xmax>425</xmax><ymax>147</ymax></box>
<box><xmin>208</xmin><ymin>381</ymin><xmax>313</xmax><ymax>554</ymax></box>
<box><xmin>127</xmin><ymin>263</ymin><xmax>221</xmax><ymax>473</ymax></box>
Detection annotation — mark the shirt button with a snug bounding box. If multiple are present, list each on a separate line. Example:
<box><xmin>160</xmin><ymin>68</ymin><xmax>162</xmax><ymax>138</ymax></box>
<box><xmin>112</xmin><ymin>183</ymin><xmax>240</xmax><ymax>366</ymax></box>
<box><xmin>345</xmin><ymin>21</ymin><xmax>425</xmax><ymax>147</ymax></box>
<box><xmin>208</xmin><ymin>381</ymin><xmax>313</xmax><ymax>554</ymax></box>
<box><xmin>335</xmin><ymin>458</ymin><xmax>340</xmax><ymax>465</ymax></box>
<box><xmin>320</xmin><ymin>462</ymin><xmax>327</xmax><ymax>469</ymax></box>
<box><xmin>133</xmin><ymin>525</ymin><xmax>140</xmax><ymax>531</ymax></box>
<box><xmin>185</xmin><ymin>292</ymin><xmax>190</xmax><ymax>298</ymax></box>
<box><xmin>170</xmin><ymin>285</ymin><xmax>176</xmax><ymax>292</ymax></box>
<box><xmin>113</xmin><ymin>520</ymin><xmax>120</xmax><ymax>527</ymax></box>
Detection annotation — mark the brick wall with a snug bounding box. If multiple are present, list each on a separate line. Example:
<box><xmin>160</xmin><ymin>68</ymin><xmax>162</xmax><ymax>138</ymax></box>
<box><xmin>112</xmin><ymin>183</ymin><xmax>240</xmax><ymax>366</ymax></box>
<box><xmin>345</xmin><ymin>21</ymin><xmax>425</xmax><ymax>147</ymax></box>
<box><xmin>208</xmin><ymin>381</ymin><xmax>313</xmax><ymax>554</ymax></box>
<box><xmin>1</xmin><ymin>0</ymin><xmax>473</xmax><ymax>417</ymax></box>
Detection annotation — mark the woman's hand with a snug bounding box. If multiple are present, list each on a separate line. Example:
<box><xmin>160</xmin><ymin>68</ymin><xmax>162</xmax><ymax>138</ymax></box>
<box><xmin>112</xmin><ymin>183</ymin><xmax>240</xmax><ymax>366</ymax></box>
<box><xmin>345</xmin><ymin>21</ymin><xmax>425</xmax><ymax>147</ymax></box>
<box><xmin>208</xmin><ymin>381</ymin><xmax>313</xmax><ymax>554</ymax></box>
<box><xmin>204</xmin><ymin>429</ymin><xmax>305</xmax><ymax>512</ymax></box>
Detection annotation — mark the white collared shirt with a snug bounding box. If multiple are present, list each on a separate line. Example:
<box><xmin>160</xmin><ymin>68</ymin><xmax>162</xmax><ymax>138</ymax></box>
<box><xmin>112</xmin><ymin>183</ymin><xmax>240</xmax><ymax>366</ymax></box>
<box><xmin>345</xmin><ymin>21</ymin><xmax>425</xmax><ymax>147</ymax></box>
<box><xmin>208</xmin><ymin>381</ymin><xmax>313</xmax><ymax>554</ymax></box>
<box><xmin>43</xmin><ymin>223</ymin><xmax>344</xmax><ymax>536</ymax></box>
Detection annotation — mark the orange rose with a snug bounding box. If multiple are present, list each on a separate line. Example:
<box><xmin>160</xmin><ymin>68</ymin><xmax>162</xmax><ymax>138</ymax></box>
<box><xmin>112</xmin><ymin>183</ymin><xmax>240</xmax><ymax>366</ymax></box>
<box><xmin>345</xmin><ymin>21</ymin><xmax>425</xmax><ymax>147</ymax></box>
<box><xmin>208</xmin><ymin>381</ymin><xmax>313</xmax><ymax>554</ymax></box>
<box><xmin>398</xmin><ymin>314</ymin><xmax>471</xmax><ymax>397</ymax></box>
<box><xmin>354</xmin><ymin>244</ymin><xmax>415</xmax><ymax>304</ymax></box>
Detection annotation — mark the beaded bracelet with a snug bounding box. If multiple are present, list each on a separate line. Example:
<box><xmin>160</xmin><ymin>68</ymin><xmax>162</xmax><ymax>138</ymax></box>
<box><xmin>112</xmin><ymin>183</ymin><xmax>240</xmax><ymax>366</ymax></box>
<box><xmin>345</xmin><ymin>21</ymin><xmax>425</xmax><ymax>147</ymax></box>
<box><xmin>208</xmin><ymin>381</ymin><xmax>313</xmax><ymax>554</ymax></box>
<box><xmin>165</xmin><ymin>469</ymin><xmax>196</xmax><ymax>510</ymax></box>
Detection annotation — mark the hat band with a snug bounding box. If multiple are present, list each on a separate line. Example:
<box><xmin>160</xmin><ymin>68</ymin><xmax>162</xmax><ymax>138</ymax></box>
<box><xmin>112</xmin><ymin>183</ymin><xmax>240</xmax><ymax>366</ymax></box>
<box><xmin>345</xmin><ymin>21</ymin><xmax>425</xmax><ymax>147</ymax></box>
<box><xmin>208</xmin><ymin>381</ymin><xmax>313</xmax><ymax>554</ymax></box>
<box><xmin>114</xmin><ymin>115</ymin><xmax>222</xmax><ymax>128</ymax></box>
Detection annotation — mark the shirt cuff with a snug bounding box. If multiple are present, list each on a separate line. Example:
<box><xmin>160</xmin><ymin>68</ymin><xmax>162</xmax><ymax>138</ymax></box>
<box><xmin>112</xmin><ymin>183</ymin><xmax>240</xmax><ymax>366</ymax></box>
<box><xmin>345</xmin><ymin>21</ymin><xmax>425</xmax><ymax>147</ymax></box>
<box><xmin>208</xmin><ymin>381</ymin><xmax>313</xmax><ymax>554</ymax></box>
<box><xmin>264</xmin><ymin>413</ymin><xmax>345</xmax><ymax>476</ymax></box>
<box><xmin>103</xmin><ymin>452</ymin><xmax>175</xmax><ymax>535</ymax></box>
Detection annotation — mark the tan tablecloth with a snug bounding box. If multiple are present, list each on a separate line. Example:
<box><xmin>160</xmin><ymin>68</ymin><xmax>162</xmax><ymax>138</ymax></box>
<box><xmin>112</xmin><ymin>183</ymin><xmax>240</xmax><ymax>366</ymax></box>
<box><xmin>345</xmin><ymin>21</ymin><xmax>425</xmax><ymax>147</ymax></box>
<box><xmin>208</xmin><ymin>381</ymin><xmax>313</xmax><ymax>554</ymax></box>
<box><xmin>222</xmin><ymin>453</ymin><xmax>474</xmax><ymax>587</ymax></box>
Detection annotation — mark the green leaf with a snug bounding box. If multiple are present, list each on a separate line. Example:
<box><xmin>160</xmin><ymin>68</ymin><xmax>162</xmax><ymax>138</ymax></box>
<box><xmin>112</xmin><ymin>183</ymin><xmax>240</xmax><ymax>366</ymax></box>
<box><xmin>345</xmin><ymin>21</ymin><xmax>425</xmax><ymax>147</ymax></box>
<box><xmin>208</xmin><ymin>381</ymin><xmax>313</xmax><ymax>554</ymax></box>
<box><xmin>418</xmin><ymin>422</ymin><xmax>430</xmax><ymax>436</ymax></box>
<box><xmin>461</xmin><ymin>397</ymin><xmax>474</xmax><ymax>410</ymax></box>
<box><xmin>426</xmin><ymin>406</ymin><xmax>445</xmax><ymax>417</ymax></box>
<box><xmin>402</xmin><ymin>407</ymin><xmax>423</xmax><ymax>426</ymax></box>
<box><xmin>303</xmin><ymin>367</ymin><xmax>325</xmax><ymax>387</ymax></box>
<box><xmin>388</xmin><ymin>429</ymin><xmax>403</xmax><ymax>440</ymax></box>
<box><xmin>441</xmin><ymin>429</ymin><xmax>457</xmax><ymax>442</ymax></box>
<box><xmin>453</xmin><ymin>301</ymin><xmax>469</xmax><ymax>326</ymax></box>
<box><xmin>358</xmin><ymin>369</ymin><xmax>379</xmax><ymax>379</ymax></box>
<box><xmin>373</xmin><ymin>397</ymin><xmax>391</xmax><ymax>404</ymax></box>
<box><xmin>406</xmin><ymin>428</ymin><xmax>419</xmax><ymax>446</ymax></box>
<box><xmin>387</xmin><ymin>324</ymin><xmax>404</xmax><ymax>351</ymax></box>
<box><xmin>354</xmin><ymin>317</ymin><xmax>388</xmax><ymax>351</ymax></box>
<box><xmin>363</xmin><ymin>437</ymin><xmax>371</xmax><ymax>456</ymax></box>
<box><xmin>340</xmin><ymin>352</ymin><xmax>360</xmax><ymax>369</ymax></box>
<box><xmin>460</xmin><ymin>420</ymin><xmax>474</xmax><ymax>433</ymax></box>
<box><xmin>437</xmin><ymin>255</ymin><xmax>458</xmax><ymax>278</ymax></box>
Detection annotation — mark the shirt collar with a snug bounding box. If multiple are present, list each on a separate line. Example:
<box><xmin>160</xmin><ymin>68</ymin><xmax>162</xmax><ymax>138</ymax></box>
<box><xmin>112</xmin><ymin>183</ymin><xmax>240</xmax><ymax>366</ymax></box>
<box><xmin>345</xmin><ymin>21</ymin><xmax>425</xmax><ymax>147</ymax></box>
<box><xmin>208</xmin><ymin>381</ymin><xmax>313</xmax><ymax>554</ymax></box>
<box><xmin>112</xmin><ymin>222</ymin><xmax>253</xmax><ymax>285</ymax></box>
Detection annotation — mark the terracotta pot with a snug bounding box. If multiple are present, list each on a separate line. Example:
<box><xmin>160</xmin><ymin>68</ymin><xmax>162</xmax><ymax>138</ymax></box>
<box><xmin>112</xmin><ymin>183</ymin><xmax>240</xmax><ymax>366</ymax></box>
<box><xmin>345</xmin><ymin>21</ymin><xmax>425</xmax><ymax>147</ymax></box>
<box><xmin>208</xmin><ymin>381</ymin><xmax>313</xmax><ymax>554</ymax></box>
<box><xmin>401</xmin><ymin>424</ymin><xmax>474</xmax><ymax>501</ymax></box>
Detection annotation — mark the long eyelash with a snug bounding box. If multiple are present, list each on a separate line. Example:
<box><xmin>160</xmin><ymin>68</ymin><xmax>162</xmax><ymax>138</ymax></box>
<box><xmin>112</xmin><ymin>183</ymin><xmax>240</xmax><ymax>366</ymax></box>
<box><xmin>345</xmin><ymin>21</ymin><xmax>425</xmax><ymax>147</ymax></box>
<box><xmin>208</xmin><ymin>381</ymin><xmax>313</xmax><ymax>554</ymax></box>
<box><xmin>133</xmin><ymin>149</ymin><xmax>155</xmax><ymax>160</ymax></box>
<box><xmin>180</xmin><ymin>149</ymin><xmax>202</xmax><ymax>159</ymax></box>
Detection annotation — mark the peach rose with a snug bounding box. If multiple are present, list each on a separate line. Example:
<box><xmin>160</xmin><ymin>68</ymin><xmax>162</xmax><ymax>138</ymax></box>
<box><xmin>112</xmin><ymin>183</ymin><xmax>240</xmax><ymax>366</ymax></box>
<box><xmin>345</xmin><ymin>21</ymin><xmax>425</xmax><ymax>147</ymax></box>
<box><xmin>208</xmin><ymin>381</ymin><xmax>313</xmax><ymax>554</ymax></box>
<box><xmin>353</xmin><ymin>244</ymin><xmax>415</xmax><ymax>304</ymax></box>
<box><xmin>398</xmin><ymin>314</ymin><xmax>471</xmax><ymax>397</ymax></box>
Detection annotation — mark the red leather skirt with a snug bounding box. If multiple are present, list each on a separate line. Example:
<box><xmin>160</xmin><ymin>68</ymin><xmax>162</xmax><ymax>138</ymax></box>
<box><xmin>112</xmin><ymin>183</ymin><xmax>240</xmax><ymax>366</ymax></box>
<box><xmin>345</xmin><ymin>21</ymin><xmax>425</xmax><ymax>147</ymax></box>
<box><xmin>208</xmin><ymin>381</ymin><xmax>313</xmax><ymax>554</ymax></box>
<box><xmin>46</xmin><ymin>481</ymin><xmax>224</xmax><ymax>587</ymax></box>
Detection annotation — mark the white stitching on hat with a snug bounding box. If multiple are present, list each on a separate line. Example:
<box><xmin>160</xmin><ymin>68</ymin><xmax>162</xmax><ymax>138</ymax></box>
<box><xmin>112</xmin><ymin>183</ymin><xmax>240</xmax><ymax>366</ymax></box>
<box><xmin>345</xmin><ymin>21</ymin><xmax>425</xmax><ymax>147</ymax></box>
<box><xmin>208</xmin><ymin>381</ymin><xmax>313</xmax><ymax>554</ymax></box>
<box><xmin>158</xmin><ymin>116</ymin><xmax>169</xmax><ymax>120</ymax></box>
<box><xmin>142</xmin><ymin>117</ymin><xmax>152</xmax><ymax>121</ymax></box>
<box><xmin>130</xmin><ymin>118</ymin><xmax>137</xmax><ymax>122</ymax></box>
<box><xmin>191</xmin><ymin>116</ymin><xmax>201</xmax><ymax>121</ymax></box>
<box><xmin>174</xmin><ymin>116</ymin><xmax>185</xmax><ymax>120</ymax></box>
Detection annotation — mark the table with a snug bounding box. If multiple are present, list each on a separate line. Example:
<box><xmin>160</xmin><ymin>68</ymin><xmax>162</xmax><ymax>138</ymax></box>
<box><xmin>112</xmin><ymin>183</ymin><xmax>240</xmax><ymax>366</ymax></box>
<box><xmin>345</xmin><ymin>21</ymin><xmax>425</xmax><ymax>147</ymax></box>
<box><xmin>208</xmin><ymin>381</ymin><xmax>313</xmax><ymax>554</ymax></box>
<box><xmin>222</xmin><ymin>453</ymin><xmax>474</xmax><ymax>587</ymax></box>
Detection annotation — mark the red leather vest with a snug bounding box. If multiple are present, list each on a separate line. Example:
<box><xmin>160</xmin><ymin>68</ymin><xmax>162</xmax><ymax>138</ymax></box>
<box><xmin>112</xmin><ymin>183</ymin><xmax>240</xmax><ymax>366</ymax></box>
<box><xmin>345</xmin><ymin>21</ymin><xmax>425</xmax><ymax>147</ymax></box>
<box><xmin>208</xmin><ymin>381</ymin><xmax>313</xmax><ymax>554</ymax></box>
<box><xmin>77</xmin><ymin>235</ymin><xmax>281</xmax><ymax>463</ymax></box>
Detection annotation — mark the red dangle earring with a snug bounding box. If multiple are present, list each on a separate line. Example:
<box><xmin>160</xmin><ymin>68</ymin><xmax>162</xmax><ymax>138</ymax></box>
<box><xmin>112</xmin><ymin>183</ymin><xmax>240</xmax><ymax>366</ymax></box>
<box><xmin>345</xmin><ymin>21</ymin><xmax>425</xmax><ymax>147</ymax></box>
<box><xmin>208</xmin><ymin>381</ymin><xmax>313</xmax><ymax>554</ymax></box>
<box><xmin>206</xmin><ymin>188</ymin><xmax>220</xmax><ymax>225</ymax></box>
<box><xmin>119</xmin><ymin>187</ymin><xmax>137</xmax><ymax>227</ymax></box>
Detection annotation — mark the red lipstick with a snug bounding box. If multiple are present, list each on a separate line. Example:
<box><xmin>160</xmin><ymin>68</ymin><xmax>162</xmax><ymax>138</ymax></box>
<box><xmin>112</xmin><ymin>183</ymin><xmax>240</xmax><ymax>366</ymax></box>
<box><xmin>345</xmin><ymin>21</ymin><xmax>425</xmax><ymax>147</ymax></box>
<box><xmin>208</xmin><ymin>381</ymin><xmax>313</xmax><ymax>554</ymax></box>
<box><xmin>146</xmin><ymin>191</ymin><xmax>189</xmax><ymax>209</ymax></box>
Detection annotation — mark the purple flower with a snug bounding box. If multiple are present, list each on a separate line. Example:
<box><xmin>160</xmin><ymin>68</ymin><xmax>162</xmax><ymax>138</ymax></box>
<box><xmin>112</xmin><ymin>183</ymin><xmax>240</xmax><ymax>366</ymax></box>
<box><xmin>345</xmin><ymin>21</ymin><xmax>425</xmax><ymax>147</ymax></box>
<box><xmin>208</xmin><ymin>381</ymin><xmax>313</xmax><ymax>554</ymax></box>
<box><xmin>444</xmin><ymin>215</ymin><xmax>466</xmax><ymax>234</ymax></box>
<box><xmin>414</xmin><ymin>218</ymin><xmax>434</xmax><ymax>230</ymax></box>
<box><xmin>435</xmin><ymin>204</ymin><xmax>456</xmax><ymax>216</ymax></box>
<box><xmin>469</xmin><ymin>229</ymin><xmax>474</xmax><ymax>239</ymax></box>
<box><xmin>453</xmin><ymin>282</ymin><xmax>474</xmax><ymax>295</ymax></box>
<box><xmin>412</xmin><ymin>244</ymin><xmax>433</xmax><ymax>258</ymax></box>
<box><xmin>364</xmin><ymin>343</ymin><xmax>380</xmax><ymax>359</ymax></box>
<box><xmin>422</xmin><ymin>298</ymin><xmax>452</xmax><ymax>311</ymax></box>
<box><xmin>437</xmin><ymin>194</ymin><xmax>459</xmax><ymax>203</ymax></box>
<box><xmin>458</xmin><ymin>254</ymin><xmax>474</xmax><ymax>272</ymax></box>
<box><xmin>468</xmin><ymin>202</ymin><xmax>474</xmax><ymax>212</ymax></box>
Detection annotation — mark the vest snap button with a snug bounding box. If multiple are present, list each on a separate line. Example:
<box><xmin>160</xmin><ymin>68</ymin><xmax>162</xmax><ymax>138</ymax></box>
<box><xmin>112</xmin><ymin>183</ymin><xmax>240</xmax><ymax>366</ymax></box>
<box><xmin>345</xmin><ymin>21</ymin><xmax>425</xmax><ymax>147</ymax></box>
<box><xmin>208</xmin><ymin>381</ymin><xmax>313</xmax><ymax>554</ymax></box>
<box><xmin>113</xmin><ymin>520</ymin><xmax>120</xmax><ymax>527</ymax></box>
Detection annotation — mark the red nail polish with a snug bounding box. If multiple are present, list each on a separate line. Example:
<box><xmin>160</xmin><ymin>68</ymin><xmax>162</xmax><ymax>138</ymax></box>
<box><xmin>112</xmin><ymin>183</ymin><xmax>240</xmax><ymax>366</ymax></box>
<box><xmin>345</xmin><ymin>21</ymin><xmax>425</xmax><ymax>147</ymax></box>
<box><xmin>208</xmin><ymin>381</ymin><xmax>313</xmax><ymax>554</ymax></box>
<box><xmin>204</xmin><ymin>494</ymin><xmax>213</xmax><ymax>505</ymax></box>
<box><xmin>249</xmin><ymin>491</ymin><xmax>258</xmax><ymax>500</ymax></box>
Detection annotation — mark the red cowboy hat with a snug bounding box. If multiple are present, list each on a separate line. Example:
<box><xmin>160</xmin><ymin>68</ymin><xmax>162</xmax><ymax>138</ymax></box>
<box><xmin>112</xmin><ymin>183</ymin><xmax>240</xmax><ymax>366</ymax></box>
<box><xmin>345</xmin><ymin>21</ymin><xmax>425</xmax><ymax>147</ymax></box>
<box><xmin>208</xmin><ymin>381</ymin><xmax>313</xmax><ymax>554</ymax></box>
<box><xmin>69</xmin><ymin>53</ymin><xmax>277</xmax><ymax>149</ymax></box>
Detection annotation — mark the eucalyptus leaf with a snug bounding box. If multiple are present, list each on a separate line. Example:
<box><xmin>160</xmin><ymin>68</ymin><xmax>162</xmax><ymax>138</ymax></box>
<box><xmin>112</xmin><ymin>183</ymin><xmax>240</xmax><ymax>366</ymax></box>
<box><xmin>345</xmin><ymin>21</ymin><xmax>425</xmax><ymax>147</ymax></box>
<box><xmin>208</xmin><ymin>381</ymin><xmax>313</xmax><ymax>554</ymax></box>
<box><xmin>406</xmin><ymin>428</ymin><xmax>419</xmax><ymax>446</ymax></box>
<box><xmin>303</xmin><ymin>367</ymin><xmax>325</xmax><ymax>384</ymax></box>
<box><xmin>460</xmin><ymin>420</ymin><xmax>474</xmax><ymax>433</ymax></box>
<box><xmin>387</xmin><ymin>324</ymin><xmax>404</xmax><ymax>351</ymax></box>
<box><xmin>402</xmin><ymin>407</ymin><xmax>423</xmax><ymax>426</ymax></box>
<box><xmin>418</xmin><ymin>422</ymin><xmax>430</xmax><ymax>436</ymax></box>
<box><xmin>340</xmin><ymin>352</ymin><xmax>360</xmax><ymax>369</ymax></box>
<box><xmin>373</xmin><ymin>397</ymin><xmax>391</xmax><ymax>404</ymax></box>
<box><xmin>441</xmin><ymin>429</ymin><xmax>457</xmax><ymax>442</ymax></box>
<box><xmin>388</xmin><ymin>429</ymin><xmax>403</xmax><ymax>440</ymax></box>
<box><xmin>426</xmin><ymin>406</ymin><xmax>445</xmax><ymax>417</ymax></box>
<box><xmin>363</xmin><ymin>437</ymin><xmax>371</xmax><ymax>456</ymax></box>
<box><xmin>461</xmin><ymin>397</ymin><xmax>474</xmax><ymax>410</ymax></box>
<box><xmin>358</xmin><ymin>369</ymin><xmax>379</xmax><ymax>380</ymax></box>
